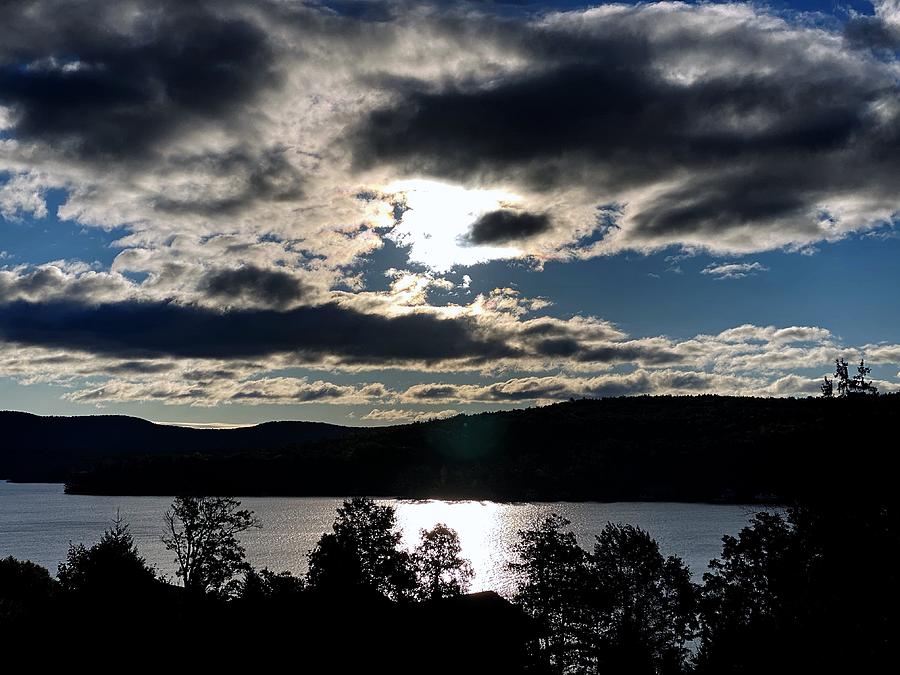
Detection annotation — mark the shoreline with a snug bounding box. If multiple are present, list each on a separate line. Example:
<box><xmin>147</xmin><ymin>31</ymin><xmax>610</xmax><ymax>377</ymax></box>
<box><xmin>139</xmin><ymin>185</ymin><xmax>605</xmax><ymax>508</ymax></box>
<box><xmin>4</xmin><ymin>479</ymin><xmax>785</xmax><ymax>507</ymax></box>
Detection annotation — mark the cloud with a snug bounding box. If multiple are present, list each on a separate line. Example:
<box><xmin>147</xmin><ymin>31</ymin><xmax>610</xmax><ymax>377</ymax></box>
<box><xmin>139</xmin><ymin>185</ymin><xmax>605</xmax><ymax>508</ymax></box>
<box><xmin>3</xmin><ymin>2</ymin><xmax>900</xmax><ymax>414</ymax></box>
<box><xmin>0</xmin><ymin>291</ymin><xmax>677</xmax><ymax>372</ymax></box>
<box><xmin>0</xmin><ymin>0</ymin><xmax>385</xmax><ymax>284</ymax></box>
<box><xmin>398</xmin><ymin>365</ymin><xmax>900</xmax><ymax>404</ymax></box>
<box><xmin>2</xmin><ymin>313</ymin><xmax>897</xmax><ymax>408</ymax></box>
<box><xmin>0</xmin><ymin>2</ymin><xmax>278</xmax><ymax>161</ymax></box>
<box><xmin>845</xmin><ymin>0</ymin><xmax>900</xmax><ymax>50</ymax></box>
<box><xmin>0</xmin><ymin>253</ymin><xmax>870</xmax><ymax>387</ymax></box>
<box><xmin>3</xmin><ymin>1</ymin><xmax>900</xmax><ymax>283</ymax></box>
<box><xmin>150</xmin><ymin>147</ymin><xmax>305</xmax><ymax>216</ymax></box>
<box><xmin>464</xmin><ymin>209</ymin><xmax>551</xmax><ymax>244</ymax></box>
<box><xmin>62</xmin><ymin>376</ymin><xmax>392</xmax><ymax>407</ymax></box>
<box><xmin>0</xmin><ymin>172</ymin><xmax>49</xmax><ymax>221</ymax></box>
<box><xmin>0</xmin><ymin>298</ymin><xmax>518</xmax><ymax>364</ymax></box>
<box><xmin>859</xmin><ymin>343</ymin><xmax>900</xmax><ymax>363</ymax></box>
<box><xmin>701</xmin><ymin>261</ymin><xmax>769</xmax><ymax>280</ymax></box>
<box><xmin>52</xmin><ymin>364</ymin><xmax>900</xmax><ymax>409</ymax></box>
<box><xmin>198</xmin><ymin>265</ymin><xmax>311</xmax><ymax>309</ymax></box>
<box><xmin>3</xmin><ymin>1</ymin><xmax>898</xmax><ymax>283</ymax></box>
<box><xmin>0</xmin><ymin>264</ymin><xmax>135</xmax><ymax>304</ymax></box>
<box><xmin>361</xmin><ymin>408</ymin><xmax>459</xmax><ymax>423</ymax></box>
<box><xmin>400</xmin><ymin>370</ymin><xmax>762</xmax><ymax>403</ymax></box>
<box><xmin>763</xmin><ymin>374</ymin><xmax>822</xmax><ymax>397</ymax></box>
<box><xmin>714</xmin><ymin>324</ymin><xmax>831</xmax><ymax>344</ymax></box>
<box><xmin>352</xmin><ymin>2</ymin><xmax>900</xmax><ymax>256</ymax></box>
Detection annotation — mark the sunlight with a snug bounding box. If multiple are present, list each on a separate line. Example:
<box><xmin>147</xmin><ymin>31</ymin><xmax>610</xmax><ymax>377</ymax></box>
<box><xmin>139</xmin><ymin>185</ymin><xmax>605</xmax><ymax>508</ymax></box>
<box><xmin>384</xmin><ymin>179</ymin><xmax>522</xmax><ymax>271</ymax></box>
<box><xmin>391</xmin><ymin>499</ymin><xmax>504</xmax><ymax>592</ymax></box>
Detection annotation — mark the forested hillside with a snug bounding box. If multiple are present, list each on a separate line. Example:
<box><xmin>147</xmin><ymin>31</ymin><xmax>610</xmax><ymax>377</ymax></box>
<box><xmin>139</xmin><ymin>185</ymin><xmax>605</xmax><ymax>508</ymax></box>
<box><xmin>52</xmin><ymin>395</ymin><xmax>900</xmax><ymax>502</ymax></box>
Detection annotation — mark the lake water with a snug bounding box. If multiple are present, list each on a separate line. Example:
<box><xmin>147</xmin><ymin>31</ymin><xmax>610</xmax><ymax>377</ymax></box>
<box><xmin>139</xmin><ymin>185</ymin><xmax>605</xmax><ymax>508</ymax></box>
<box><xmin>0</xmin><ymin>482</ymin><xmax>768</xmax><ymax>595</ymax></box>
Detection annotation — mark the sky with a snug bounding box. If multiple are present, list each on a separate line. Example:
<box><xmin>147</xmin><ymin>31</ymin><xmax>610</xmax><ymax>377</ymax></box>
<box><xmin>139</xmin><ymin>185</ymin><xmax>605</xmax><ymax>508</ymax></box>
<box><xmin>2</xmin><ymin>0</ymin><xmax>900</xmax><ymax>427</ymax></box>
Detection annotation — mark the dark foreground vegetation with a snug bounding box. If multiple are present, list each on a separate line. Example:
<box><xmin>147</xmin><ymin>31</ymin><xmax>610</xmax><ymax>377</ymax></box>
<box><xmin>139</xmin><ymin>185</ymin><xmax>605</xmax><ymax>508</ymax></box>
<box><xmin>47</xmin><ymin>394</ymin><xmax>900</xmax><ymax>502</ymax></box>
<box><xmin>2</xmin><ymin>496</ymin><xmax>896</xmax><ymax>672</ymax></box>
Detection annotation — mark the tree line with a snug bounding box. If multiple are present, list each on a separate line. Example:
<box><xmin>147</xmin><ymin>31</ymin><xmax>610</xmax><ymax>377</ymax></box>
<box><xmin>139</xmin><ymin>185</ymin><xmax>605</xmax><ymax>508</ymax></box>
<box><xmin>1</xmin><ymin>497</ymin><xmax>896</xmax><ymax>672</ymax></box>
<box><xmin>62</xmin><ymin>394</ymin><xmax>900</xmax><ymax>502</ymax></box>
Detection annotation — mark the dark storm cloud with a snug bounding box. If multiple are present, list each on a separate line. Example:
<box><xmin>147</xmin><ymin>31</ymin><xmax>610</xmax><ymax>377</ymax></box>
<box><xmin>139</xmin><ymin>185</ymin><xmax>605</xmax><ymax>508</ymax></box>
<box><xmin>533</xmin><ymin>337</ymin><xmax>580</xmax><ymax>356</ymax></box>
<box><xmin>844</xmin><ymin>16</ymin><xmax>900</xmax><ymax>51</ymax></box>
<box><xmin>465</xmin><ymin>209</ymin><xmax>551</xmax><ymax>244</ymax></box>
<box><xmin>352</xmin><ymin>13</ymin><xmax>900</xmax><ymax>248</ymax></box>
<box><xmin>629</xmin><ymin>171</ymin><xmax>816</xmax><ymax>239</ymax></box>
<box><xmin>198</xmin><ymin>265</ymin><xmax>309</xmax><ymax>308</ymax></box>
<box><xmin>0</xmin><ymin>300</ymin><xmax>519</xmax><ymax>364</ymax></box>
<box><xmin>574</xmin><ymin>343</ymin><xmax>683</xmax><ymax>367</ymax></box>
<box><xmin>0</xmin><ymin>1</ymin><xmax>278</xmax><ymax>161</ymax></box>
<box><xmin>356</xmin><ymin>58</ymin><xmax>884</xmax><ymax>188</ymax></box>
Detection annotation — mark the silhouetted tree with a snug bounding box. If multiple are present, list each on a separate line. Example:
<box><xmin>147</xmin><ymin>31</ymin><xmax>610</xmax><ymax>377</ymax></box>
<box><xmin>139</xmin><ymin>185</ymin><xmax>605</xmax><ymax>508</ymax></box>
<box><xmin>833</xmin><ymin>357</ymin><xmax>878</xmax><ymax>397</ymax></box>
<box><xmin>0</xmin><ymin>556</ymin><xmax>56</xmax><ymax>626</ymax></box>
<box><xmin>511</xmin><ymin>517</ymin><xmax>697</xmax><ymax>674</ymax></box>
<box><xmin>851</xmin><ymin>359</ymin><xmax>878</xmax><ymax>395</ymax></box>
<box><xmin>820</xmin><ymin>375</ymin><xmax>833</xmax><ymax>398</ymax></box>
<box><xmin>162</xmin><ymin>496</ymin><xmax>260</xmax><ymax>597</ymax></box>
<box><xmin>696</xmin><ymin>504</ymin><xmax>897</xmax><ymax>673</ymax></box>
<box><xmin>588</xmin><ymin>524</ymin><xmax>697</xmax><ymax>674</ymax></box>
<box><xmin>306</xmin><ymin>497</ymin><xmax>415</xmax><ymax>600</ymax></box>
<box><xmin>509</xmin><ymin>515</ymin><xmax>594</xmax><ymax>673</ymax></box>
<box><xmin>411</xmin><ymin>523</ymin><xmax>473</xmax><ymax>600</ymax></box>
<box><xmin>240</xmin><ymin>567</ymin><xmax>305</xmax><ymax>602</ymax></box>
<box><xmin>57</xmin><ymin>513</ymin><xmax>157</xmax><ymax>596</ymax></box>
<box><xmin>834</xmin><ymin>358</ymin><xmax>850</xmax><ymax>396</ymax></box>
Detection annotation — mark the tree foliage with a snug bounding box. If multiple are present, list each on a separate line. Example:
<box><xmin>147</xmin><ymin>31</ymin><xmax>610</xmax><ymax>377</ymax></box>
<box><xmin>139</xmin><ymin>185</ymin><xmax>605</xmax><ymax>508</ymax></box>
<box><xmin>509</xmin><ymin>516</ymin><xmax>697</xmax><ymax>674</ymax></box>
<box><xmin>697</xmin><ymin>503</ymin><xmax>898</xmax><ymax>672</ymax></box>
<box><xmin>411</xmin><ymin>523</ymin><xmax>474</xmax><ymax>601</ymax></box>
<box><xmin>162</xmin><ymin>496</ymin><xmax>260</xmax><ymax>597</ymax></box>
<box><xmin>306</xmin><ymin>497</ymin><xmax>415</xmax><ymax>600</ymax></box>
<box><xmin>65</xmin><ymin>394</ymin><xmax>900</xmax><ymax>504</ymax></box>
<box><xmin>831</xmin><ymin>358</ymin><xmax>878</xmax><ymax>397</ymax></box>
<box><xmin>0</xmin><ymin>556</ymin><xmax>56</xmax><ymax>626</ymax></box>
<box><xmin>57</xmin><ymin>513</ymin><xmax>157</xmax><ymax>596</ymax></box>
<box><xmin>240</xmin><ymin>567</ymin><xmax>305</xmax><ymax>603</ymax></box>
<box><xmin>2</xmin><ymin>496</ymin><xmax>897</xmax><ymax>672</ymax></box>
<box><xmin>590</xmin><ymin>524</ymin><xmax>698</xmax><ymax>673</ymax></box>
<box><xmin>509</xmin><ymin>515</ymin><xmax>594</xmax><ymax>673</ymax></box>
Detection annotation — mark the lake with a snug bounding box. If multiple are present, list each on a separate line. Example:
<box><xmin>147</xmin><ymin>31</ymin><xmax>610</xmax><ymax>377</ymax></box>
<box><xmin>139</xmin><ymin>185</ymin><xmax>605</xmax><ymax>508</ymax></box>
<box><xmin>0</xmin><ymin>481</ymin><xmax>768</xmax><ymax>595</ymax></box>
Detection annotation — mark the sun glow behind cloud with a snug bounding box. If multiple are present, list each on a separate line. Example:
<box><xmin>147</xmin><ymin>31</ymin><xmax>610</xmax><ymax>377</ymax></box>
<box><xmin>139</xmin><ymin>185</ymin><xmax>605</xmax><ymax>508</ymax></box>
<box><xmin>384</xmin><ymin>179</ymin><xmax>522</xmax><ymax>271</ymax></box>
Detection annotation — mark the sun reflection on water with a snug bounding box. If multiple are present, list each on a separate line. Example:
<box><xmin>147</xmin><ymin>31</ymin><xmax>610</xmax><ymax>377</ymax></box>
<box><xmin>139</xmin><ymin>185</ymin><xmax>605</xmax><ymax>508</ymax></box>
<box><xmin>390</xmin><ymin>499</ymin><xmax>511</xmax><ymax>594</ymax></box>
<box><xmin>0</xmin><ymin>484</ymin><xmax>760</xmax><ymax>598</ymax></box>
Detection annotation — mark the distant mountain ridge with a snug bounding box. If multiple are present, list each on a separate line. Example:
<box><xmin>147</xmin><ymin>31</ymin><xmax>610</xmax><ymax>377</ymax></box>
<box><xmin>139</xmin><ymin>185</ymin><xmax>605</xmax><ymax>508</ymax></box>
<box><xmin>5</xmin><ymin>394</ymin><xmax>899</xmax><ymax>503</ymax></box>
<box><xmin>0</xmin><ymin>411</ymin><xmax>351</xmax><ymax>482</ymax></box>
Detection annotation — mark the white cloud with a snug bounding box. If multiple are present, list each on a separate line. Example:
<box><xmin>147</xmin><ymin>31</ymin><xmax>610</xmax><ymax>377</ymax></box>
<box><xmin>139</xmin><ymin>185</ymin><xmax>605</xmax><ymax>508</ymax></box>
<box><xmin>361</xmin><ymin>408</ymin><xmax>459</xmax><ymax>423</ymax></box>
<box><xmin>701</xmin><ymin>262</ymin><xmax>769</xmax><ymax>280</ymax></box>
